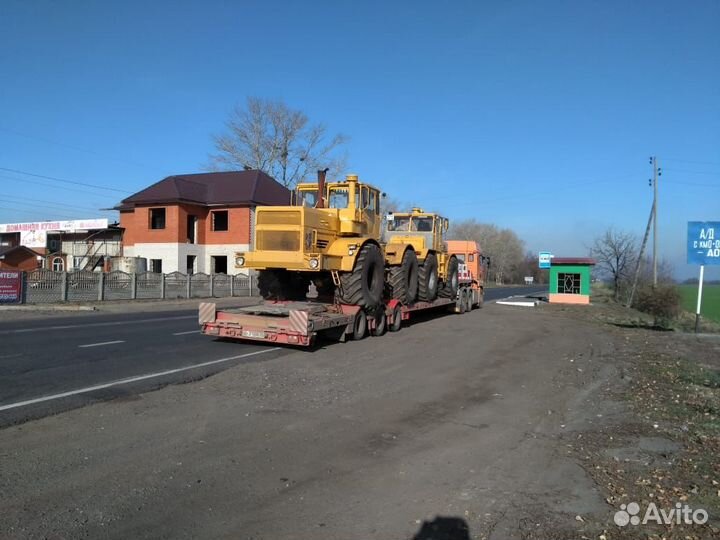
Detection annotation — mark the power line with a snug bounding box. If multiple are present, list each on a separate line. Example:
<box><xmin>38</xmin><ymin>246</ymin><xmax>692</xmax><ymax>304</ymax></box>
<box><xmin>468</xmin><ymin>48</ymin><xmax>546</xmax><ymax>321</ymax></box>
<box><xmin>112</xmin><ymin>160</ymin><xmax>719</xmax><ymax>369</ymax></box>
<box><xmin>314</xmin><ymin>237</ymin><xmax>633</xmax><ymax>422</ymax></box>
<box><xmin>0</xmin><ymin>205</ymin><xmax>83</xmax><ymax>220</ymax></box>
<box><xmin>0</xmin><ymin>126</ymin><xmax>154</xmax><ymax>170</ymax></box>
<box><xmin>0</xmin><ymin>198</ymin><xmax>110</xmax><ymax>216</ymax></box>
<box><xmin>663</xmin><ymin>167</ymin><xmax>720</xmax><ymax>176</ymax></box>
<box><xmin>664</xmin><ymin>179</ymin><xmax>720</xmax><ymax>188</ymax></box>
<box><xmin>0</xmin><ymin>194</ymin><xmax>107</xmax><ymax>213</ymax></box>
<box><xmin>0</xmin><ymin>167</ymin><xmax>133</xmax><ymax>194</ymax></box>
<box><xmin>0</xmin><ymin>173</ymin><xmax>124</xmax><ymax>198</ymax></box>
<box><xmin>664</xmin><ymin>157</ymin><xmax>720</xmax><ymax>167</ymax></box>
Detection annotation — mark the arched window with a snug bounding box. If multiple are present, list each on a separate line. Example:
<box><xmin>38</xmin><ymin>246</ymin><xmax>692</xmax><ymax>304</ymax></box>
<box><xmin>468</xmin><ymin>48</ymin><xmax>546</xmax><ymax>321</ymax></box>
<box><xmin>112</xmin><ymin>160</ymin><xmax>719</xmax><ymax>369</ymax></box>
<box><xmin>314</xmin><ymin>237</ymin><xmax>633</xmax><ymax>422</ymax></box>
<box><xmin>52</xmin><ymin>257</ymin><xmax>64</xmax><ymax>272</ymax></box>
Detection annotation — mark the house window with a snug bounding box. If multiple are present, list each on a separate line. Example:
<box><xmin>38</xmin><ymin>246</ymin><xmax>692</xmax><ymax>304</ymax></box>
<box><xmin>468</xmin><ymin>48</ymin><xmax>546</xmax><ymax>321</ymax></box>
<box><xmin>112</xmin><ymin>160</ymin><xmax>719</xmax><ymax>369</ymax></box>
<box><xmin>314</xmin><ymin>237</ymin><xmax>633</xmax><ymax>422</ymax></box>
<box><xmin>212</xmin><ymin>211</ymin><xmax>229</xmax><ymax>231</ymax></box>
<box><xmin>187</xmin><ymin>215</ymin><xmax>197</xmax><ymax>243</ymax></box>
<box><xmin>149</xmin><ymin>208</ymin><xmax>166</xmax><ymax>229</ymax></box>
<box><xmin>557</xmin><ymin>272</ymin><xmax>581</xmax><ymax>294</ymax></box>
<box><xmin>150</xmin><ymin>259</ymin><xmax>163</xmax><ymax>273</ymax></box>
<box><xmin>186</xmin><ymin>255</ymin><xmax>196</xmax><ymax>275</ymax></box>
<box><xmin>211</xmin><ymin>256</ymin><xmax>228</xmax><ymax>274</ymax></box>
<box><xmin>52</xmin><ymin>257</ymin><xmax>64</xmax><ymax>272</ymax></box>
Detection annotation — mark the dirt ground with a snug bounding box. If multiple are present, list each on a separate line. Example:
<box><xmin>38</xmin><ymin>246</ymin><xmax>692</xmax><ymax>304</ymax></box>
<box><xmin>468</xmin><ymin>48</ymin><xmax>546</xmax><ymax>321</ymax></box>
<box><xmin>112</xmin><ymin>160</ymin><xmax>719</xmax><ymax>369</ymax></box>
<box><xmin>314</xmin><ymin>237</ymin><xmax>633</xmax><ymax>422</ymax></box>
<box><xmin>0</xmin><ymin>301</ymin><xmax>718</xmax><ymax>539</ymax></box>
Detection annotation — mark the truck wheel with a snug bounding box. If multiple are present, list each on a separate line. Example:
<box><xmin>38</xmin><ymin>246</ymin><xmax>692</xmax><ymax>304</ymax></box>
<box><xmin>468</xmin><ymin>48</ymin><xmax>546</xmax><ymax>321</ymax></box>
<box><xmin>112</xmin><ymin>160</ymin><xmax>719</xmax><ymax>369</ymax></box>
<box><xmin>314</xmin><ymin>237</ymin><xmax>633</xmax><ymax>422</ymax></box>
<box><xmin>371</xmin><ymin>309</ymin><xmax>387</xmax><ymax>336</ymax></box>
<box><xmin>457</xmin><ymin>289</ymin><xmax>467</xmax><ymax>313</ymax></box>
<box><xmin>338</xmin><ymin>243</ymin><xmax>384</xmax><ymax>308</ymax></box>
<box><xmin>438</xmin><ymin>256</ymin><xmax>459</xmax><ymax>298</ymax></box>
<box><xmin>388</xmin><ymin>249</ymin><xmax>419</xmax><ymax>304</ymax></box>
<box><xmin>477</xmin><ymin>288</ymin><xmax>484</xmax><ymax>309</ymax></box>
<box><xmin>418</xmin><ymin>252</ymin><xmax>439</xmax><ymax>302</ymax></box>
<box><xmin>352</xmin><ymin>310</ymin><xmax>367</xmax><ymax>340</ymax></box>
<box><xmin>465</xmin><ymin>289</ymin><xmax>473</xmax><ymax>312</ymax></box>
<box><xmin>389</xmin><ymin>305</ymin><xmax>402</xmax><ymax>332</ymax></box>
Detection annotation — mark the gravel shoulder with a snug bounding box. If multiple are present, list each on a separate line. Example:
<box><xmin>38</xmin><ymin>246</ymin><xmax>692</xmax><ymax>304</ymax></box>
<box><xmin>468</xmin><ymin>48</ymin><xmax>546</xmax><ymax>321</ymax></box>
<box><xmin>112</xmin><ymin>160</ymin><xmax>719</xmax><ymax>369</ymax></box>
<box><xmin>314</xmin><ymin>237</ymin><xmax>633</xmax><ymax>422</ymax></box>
<box><xmin>2</xmin><ymin>301</ymin><xmax>709</xmax><ymax>539</ymax></box>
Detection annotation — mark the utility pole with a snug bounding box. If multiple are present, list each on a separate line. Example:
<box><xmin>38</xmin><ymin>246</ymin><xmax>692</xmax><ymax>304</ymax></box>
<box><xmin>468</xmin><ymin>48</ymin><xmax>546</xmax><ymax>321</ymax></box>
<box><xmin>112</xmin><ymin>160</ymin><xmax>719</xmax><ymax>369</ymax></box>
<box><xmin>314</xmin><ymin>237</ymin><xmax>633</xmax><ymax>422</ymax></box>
<box><xmin>650</xmin><ymin>156</ymin><xmax>661</xmax><ymax>287</ymax></box>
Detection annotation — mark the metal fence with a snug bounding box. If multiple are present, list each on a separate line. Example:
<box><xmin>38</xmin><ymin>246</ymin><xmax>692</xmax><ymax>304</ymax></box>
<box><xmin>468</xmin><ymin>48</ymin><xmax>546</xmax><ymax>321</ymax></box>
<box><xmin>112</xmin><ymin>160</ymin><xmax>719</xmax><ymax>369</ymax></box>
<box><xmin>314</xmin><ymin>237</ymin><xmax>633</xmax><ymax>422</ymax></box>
<box><xmin>23</xmin><ymin>270</ymin><xmax>256</xmax><ymax>304</ymax></box>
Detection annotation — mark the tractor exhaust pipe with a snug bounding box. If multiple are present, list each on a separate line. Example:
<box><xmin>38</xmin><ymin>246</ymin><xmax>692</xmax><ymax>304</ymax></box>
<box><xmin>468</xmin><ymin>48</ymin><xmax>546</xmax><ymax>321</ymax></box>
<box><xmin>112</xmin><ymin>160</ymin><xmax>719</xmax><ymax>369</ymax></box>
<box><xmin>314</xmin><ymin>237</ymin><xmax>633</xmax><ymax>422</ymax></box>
<box><xmin>316</xmin><ymin>168</ymin><xmax>329</xmax><ymax>208</ymax></box>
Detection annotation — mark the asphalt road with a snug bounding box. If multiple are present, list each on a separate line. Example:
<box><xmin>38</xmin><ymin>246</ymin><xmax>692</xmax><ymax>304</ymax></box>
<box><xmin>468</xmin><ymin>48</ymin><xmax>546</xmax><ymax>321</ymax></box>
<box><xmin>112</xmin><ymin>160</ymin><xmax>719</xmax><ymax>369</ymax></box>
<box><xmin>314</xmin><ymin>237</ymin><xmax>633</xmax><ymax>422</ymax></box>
<box><xmin>0</xmin><ymin>286</ymin><xmax>545</xmax><ymax>426</ymax></box>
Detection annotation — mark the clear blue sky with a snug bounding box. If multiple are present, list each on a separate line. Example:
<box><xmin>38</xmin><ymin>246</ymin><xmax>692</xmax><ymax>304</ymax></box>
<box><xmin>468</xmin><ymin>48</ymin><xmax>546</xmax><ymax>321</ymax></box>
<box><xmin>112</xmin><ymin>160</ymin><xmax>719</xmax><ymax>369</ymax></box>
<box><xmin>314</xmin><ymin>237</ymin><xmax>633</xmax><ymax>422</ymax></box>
<box><xmin>1</xmin><ymin>0</ymin><xmax>718</xmax><ymax>279</ymax></box>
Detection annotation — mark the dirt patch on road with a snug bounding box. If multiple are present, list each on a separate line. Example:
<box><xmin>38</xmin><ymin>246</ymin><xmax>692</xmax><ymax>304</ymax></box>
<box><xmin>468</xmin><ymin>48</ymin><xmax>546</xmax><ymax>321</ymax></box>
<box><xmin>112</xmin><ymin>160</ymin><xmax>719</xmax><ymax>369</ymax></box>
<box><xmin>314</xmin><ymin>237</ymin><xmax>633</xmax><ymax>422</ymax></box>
<box><xmin>1</xmin><ymin>301</ymin><xmax>718</xmax><ymax>539</ymax></box>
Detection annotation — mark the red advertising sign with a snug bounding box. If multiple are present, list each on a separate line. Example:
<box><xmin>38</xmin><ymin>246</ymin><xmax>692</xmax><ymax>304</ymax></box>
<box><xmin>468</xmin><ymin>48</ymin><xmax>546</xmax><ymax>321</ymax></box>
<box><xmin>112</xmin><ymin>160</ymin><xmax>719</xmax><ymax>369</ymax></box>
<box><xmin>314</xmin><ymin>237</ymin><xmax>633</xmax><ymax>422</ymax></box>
<box><xmin>0</xmin><ymin>271</ymin><xmax>23</xmax><ymax>304</ymax></box>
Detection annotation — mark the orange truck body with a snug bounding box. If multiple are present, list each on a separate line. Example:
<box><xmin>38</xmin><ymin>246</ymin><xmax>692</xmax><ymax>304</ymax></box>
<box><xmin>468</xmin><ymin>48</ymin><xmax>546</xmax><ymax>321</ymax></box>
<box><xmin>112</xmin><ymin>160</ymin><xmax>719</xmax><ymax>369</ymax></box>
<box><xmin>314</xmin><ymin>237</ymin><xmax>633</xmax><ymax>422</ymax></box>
<box><xmin>446</xmin><ymin>240</ymin><xmax>484</xmax><ymax>291</ymax></box>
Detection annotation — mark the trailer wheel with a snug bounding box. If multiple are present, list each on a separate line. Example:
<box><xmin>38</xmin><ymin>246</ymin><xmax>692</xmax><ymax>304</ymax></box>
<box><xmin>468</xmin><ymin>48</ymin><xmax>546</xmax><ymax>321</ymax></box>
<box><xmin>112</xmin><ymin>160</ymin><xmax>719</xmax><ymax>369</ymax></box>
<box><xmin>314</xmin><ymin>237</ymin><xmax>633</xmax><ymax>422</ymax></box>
<box><xmin>418</xmin><ymin>252</ymin><xmax>439</xmax><ymax>302</ymax></box>
<box><xmin>338</xmin><ymin>243</ymin><xmax>384</xmax><ymax>308</ymax></box>
<box><xmin>352</xmin><ymin>310</ymin><xmax>367</xmax><ymax>340</ymax></box>
<box><xmin>371</xmin><ymin>309</ymin><xmax>387</xmax><ymax>336</ymax></box>
<box><xmin>389</xmin><ymin>305</ymin><xmax>402</xmax><ymax>332</ymax></box>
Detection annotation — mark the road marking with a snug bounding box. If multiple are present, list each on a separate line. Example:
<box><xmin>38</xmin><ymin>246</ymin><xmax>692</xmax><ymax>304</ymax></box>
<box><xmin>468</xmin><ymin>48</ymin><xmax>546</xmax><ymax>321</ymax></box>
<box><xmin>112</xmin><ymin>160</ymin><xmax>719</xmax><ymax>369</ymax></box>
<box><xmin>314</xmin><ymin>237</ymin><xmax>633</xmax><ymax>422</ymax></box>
<box><xmin>0</xmin><ymin>347</ymin><xmax>282</xmax><ymax>412</ymax></box>
<box><xmin>78</xmin><ymin>340</ymin><xmax>126</xmax><ymax>348</ymax></box>
<box><xmin>0</xmin><ymin>315</ymin><xmax>197</xmax><ymax>335</ymax></box>
<box><xmin>172</xmin><ymin>330</ymin><xmax>201</xmax><ymax>336</ymax></box>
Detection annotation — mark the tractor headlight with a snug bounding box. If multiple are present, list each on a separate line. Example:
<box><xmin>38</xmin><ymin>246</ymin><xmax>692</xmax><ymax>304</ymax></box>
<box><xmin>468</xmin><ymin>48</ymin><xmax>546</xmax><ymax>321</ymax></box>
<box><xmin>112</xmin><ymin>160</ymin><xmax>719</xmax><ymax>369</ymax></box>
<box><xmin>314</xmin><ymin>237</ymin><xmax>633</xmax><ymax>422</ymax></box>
<box><xmin>309</xmin><ymin>258</ymin><xmax>319</xmax><ymax>269</ymax></box>
<box><xmin>235</xmin><ymin>255</ymin><xmax>245</xmax><ymax>267</ymax></box>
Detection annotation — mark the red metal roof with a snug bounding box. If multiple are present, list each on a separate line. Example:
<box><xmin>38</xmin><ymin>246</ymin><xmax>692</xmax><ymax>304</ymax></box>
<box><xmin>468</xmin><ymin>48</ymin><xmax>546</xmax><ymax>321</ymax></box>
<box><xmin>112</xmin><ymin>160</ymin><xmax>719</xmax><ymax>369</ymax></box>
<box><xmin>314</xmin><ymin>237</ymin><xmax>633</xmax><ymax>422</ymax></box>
<box><xmin>550</xmin><ymin>257</ymin><xmax>596</xmax><ymax>266</ymax></box>
<box><xmin>118</xmin><ymin>170</ymin><xmax>291</xmax><ymax>210</ymax></box>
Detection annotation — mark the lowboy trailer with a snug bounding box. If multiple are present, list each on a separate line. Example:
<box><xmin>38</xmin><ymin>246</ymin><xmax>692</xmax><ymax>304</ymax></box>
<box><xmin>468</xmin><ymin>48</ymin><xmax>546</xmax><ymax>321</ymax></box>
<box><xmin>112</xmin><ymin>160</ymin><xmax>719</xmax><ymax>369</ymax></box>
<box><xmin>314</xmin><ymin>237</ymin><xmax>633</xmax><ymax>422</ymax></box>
<box><xmin>199</xmin><ymin>276</ymin><xmax>481</xmax><ymax>347</ymax></box>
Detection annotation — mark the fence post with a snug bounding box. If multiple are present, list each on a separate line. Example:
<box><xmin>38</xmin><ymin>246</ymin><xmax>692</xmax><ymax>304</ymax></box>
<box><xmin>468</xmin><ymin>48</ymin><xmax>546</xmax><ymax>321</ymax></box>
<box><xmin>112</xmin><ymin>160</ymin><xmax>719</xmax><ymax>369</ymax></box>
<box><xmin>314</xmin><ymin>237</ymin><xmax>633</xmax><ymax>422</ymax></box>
<box><xmin>248</xmin><ymin>272</ymin><xmax>253</xmax><ymax>297</ymax></box>
<box><xmin>230</xmin><ymin>274</ymin><xmax>235</xmax><ymax>297</ymax></box>
<box><xmin>98</xmin><ymin>272</ymin><xmax>105</xmax><ymax>301</ymax></box>
<box><xmin>60</xmin><ymin>272</ymin><xmax>68</xmax><ymax>302</ymax></box>
<box><xmin>130</xmin><ymin>273</ymin><xmax>137</xmax><ymax>300</ymax></box>
<box><xmin>160</xmin><ymin>273</ymin><xmax>166</xmax><ymax>299</ymax></box>
<box><xmin>209</xmin><ymin>273</ymin><xmax>214</xmax><ymax>298</ymax></box>
<box><xmin>186</xmin><ymin>274</ymin><xmax>191</xmax><ymax>298</ymax></box>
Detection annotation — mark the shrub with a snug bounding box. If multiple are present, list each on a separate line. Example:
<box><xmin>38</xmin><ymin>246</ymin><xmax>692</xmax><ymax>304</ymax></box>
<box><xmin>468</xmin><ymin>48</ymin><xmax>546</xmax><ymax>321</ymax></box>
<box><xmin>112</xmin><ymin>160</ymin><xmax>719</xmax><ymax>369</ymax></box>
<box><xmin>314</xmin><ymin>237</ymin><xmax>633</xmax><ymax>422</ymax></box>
<box><xmin>633</xmin><ymin>284</ymin><xmax>681</xmax><ymax>328</ymax></box>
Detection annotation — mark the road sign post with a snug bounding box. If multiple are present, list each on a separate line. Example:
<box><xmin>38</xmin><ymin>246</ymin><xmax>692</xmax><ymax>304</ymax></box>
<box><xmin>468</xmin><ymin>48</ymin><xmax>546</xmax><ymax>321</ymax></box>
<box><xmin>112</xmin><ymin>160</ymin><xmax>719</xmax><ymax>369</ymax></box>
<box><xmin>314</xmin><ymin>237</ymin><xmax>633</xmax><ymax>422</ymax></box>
<box><xmin>687</xmin><ymin>221</ymin><xmax>720</xmax><ymax>333</ymax></box>
<box><xmin>538</xmin><ymin>252</ymin><xmax>552</xmax><ymax>269</ymax></box>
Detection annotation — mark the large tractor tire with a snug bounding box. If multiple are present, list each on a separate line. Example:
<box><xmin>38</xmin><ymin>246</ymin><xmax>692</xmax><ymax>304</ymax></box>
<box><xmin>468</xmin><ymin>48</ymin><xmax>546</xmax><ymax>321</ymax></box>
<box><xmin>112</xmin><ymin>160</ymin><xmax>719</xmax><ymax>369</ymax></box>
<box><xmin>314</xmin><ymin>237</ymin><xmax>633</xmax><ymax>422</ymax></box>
<box><xmin>337</xmin><ymin>243</ymin><xmax>384</xmax><ymax>308</ymax></box>
<box><xmin>388</xmin><ymin>249</ymin><xmax>419</xmax><ymax>305</ymax></box>
<box><xmin>438</xmin><ymin>255</ymin><xmax>459</xmax><ymax>299</ymax></box>
<box><xmin>258</xmin><ymin>269</ymin><xmax>307</xmax><ymax>301</ymax></box>
<box><xmin>418</xmin><ymin>252</ymin><xmax>439</xmax><ymax>302</ymax></box>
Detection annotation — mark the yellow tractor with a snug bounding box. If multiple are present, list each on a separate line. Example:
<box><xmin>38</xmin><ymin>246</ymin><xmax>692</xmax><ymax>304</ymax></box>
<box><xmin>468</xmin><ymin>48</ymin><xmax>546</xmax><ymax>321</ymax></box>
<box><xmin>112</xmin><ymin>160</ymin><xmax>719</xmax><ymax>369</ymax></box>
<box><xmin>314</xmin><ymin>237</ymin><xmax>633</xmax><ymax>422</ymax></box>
<box><xmin>234</xmin><ymin>170</ymin><xmax>386</xmax><ymax>307</ymax></box>
<box><xmin>384</xmin><ymin>208</ymin><xmax>459</xmax><ymax>303</ymax></box>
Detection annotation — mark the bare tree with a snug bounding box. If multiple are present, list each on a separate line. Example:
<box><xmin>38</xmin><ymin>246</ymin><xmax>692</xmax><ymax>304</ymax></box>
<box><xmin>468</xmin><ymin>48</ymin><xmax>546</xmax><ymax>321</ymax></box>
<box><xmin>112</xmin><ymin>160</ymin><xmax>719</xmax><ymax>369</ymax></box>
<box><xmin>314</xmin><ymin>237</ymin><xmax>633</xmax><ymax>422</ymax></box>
<box><xmin>209</xmin><ymin>97</ymin><xmax>348</xmax><ymax>188</ymax></box>
<box><xmin>449</xmin><ymin>219</ymin><xmax>525</xmax><ymax>284</ymax></box>
<box><xmin>589</xmin><ymin>228</ymin><xmax>637</xmax><ymax>301</ymax></box>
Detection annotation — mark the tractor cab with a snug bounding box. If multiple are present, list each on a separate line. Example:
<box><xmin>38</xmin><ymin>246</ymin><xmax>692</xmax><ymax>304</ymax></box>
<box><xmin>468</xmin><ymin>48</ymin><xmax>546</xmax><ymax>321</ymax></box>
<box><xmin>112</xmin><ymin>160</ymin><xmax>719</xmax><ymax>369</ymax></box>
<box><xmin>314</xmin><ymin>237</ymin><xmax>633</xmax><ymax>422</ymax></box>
<box><xmin>386</xmin><ymin>208</ymin><xmax>449</xmax><ymax>254</ymax></box>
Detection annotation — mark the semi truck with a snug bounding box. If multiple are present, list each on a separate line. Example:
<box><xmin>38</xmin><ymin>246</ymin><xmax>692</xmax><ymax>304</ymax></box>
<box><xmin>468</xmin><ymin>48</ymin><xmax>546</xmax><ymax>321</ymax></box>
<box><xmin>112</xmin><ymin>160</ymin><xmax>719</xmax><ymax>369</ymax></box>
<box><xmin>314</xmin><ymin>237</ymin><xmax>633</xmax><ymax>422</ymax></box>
<box><xmin>199</xmin><ymin>171</ymin><xmax>486</xmax><ymax>347</ymax></box>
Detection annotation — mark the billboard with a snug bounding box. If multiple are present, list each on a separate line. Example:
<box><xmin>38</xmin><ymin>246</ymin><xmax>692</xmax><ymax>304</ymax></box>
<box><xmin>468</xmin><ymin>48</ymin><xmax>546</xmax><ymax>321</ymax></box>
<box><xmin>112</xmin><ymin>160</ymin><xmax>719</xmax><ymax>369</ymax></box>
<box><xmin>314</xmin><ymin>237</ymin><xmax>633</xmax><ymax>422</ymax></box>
<box><xmin>19</xmin><ymin>229</ymin><xmax>48</xmax><ymax>248</ymax></box>
<box><xmin>0</xmin><ymin>218</ymin><xmax>109</xmax><ymax>234</ymax></box>
<box><xmin>0</xmin><ymin>271</ymin><xmax>23</xmax><ymax>304</ymax></box>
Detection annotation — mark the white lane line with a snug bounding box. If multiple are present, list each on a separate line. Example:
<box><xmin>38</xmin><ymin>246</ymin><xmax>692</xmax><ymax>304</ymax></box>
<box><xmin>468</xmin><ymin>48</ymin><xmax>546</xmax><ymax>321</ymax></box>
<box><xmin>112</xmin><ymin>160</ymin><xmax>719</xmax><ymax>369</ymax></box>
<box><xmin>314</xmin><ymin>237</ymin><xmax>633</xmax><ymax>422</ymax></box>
<box><xmin>78</xmin><ymin>340</ymin><xmax>126</xmax><ymax>348</ymax></box>
<box><xmin>0</xmin><ymin>347</ymin><xmax>282</xmax><ymax>412</ymax></box>
<box><xmin>172</xmin><ymin>330</ymin><xmax>201</xmax><ymax>336</ymax></box>
<box><xmin>0</xmin><ymin>315</ymin><xmax>197</xmax><ymax>335</ymax></box>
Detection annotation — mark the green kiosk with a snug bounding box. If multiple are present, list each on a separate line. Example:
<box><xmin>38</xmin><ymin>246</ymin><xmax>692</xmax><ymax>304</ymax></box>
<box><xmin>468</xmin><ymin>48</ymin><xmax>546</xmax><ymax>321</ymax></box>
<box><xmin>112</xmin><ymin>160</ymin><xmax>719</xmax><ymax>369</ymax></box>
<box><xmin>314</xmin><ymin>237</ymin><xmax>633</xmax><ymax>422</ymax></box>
<box><xmin>548</xmin><ymin>257</ymin><xmax>596</xmax><ymax>305</ymax></box>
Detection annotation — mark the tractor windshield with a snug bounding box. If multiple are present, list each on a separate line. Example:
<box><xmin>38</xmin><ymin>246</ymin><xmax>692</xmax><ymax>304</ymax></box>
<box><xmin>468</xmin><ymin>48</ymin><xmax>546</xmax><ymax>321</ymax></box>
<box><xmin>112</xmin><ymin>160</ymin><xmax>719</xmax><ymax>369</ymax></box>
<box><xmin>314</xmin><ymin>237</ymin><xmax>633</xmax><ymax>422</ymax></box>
<box><xmin>328</xmin><ymin>188</ymin><xmax>349</xmax><ymax>209</ymax></box>
<box><xmin>387</xmin><ymin>216</ymin><xmax>411</xmax><ymax>231</ymax></box>
<box><xmin>298</xmin><ymin>190</ymin><xmax>317</xmax><ymax>207</ymax></box>
<box><xmin>412</xmin><ymin>217</ymin><xmax>434</xmax><ymax>232</ymax></box>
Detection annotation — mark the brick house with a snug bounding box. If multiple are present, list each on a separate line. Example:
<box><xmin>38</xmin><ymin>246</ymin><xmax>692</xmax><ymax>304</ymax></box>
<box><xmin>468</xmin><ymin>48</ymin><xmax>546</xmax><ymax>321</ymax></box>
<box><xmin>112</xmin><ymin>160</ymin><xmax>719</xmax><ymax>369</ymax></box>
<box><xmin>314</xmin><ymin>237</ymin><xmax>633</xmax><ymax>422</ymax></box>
<box><xmin>0</xmin><ymin>246</ymin><xmax>43</xmax><ymax>272</ymax></box>
<box><xmin>118</xmin><ymin>170</ymin><xmax>290</xmax><ymax>275</ymax></box>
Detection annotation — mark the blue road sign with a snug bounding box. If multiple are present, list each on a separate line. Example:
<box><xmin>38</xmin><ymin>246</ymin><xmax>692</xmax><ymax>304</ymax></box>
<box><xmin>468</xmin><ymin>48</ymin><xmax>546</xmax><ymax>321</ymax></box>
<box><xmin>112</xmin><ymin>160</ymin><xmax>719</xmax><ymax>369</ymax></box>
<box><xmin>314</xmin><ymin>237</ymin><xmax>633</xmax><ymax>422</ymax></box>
<box><xmin>538</xmin><ymin>251</ymin><xmax>552</xmax><ymax>269</ymax></box>
<box><xmin>687</xmin><ymin>221</ymin><xmax>720</xmax><ymax>265</ymax></box>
